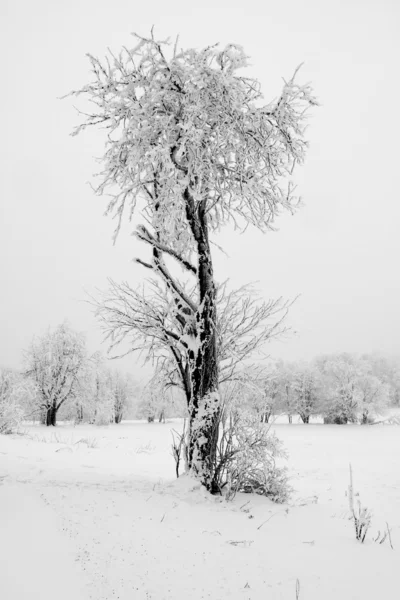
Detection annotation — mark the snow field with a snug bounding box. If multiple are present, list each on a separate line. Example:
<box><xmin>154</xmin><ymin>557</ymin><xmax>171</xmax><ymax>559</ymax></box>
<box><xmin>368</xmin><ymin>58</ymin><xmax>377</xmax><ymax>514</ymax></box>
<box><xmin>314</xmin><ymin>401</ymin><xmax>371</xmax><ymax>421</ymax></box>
<box><xmin>1</xmin><ymin>420</ymin><xmax>399</xmax><ymax>599</ymax></box>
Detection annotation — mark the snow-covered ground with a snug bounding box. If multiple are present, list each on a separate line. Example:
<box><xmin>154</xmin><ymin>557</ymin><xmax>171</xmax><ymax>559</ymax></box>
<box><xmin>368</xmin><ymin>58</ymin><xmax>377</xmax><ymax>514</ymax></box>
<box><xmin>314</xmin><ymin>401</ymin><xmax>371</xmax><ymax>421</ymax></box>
<box><xmin>1</xmin><ymin>419</ymin><xmax>399</xmax><ymax>600</ymax></box>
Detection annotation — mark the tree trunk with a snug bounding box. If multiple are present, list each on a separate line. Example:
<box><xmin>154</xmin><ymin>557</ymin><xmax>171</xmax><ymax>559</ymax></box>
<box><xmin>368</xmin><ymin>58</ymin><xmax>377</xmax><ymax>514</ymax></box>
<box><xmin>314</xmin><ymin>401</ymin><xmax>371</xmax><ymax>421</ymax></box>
<box><xmin>76</xmin><ymin>405</ymin><xmax>83</xmax><ymax>423</ymax></box>
<box><xmin>300</xmin><ymin>414</ymin><xmax>310</xmax><ymax>424</ymax></box>
<box><xmin>185</xmin><ymin>192</ymin><xmax>220</xmax><ymax>493</ymax></box>
<box><xmin>115</xmin><ymin>412</ymin><xmax>123</xmax><ymax>424</ymax></box>
<box><xmin>288</xmin><ymin>414</ymin><xmax>292</xmax><ymax>424</ymax></box>
<box><xmin>158</xmin><ymin>409</ymin><xmax>165</xmax><ymax>423</ymax></box>
<box><xmin>46</xmin><ymin>405</ymin><xmax>57</xmax><ymax>426</ymax></box>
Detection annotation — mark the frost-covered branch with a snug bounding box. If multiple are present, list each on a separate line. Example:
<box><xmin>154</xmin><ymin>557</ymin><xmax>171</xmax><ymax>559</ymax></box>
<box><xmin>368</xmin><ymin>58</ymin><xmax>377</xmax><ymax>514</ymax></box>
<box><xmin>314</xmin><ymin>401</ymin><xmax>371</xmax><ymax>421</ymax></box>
<box><xmin>69</xmin><ymin>32</ymin><xmax>316</xmax><ymax>490</ymax></box>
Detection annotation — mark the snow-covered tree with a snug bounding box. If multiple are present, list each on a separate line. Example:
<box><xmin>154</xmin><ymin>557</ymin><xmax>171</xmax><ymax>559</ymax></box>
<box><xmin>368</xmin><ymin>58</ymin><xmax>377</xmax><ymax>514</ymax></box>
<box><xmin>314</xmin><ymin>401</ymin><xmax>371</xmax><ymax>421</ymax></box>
<box><xmin>69</xmin><ymin>32</ymin><xmax>316</xmax><ymax>491</ymax></box>
<box><xmin>316</xmin><ymin>354</ymin><xmax>362</xmax><ymax>424</ymax></box>
<box><xmin>354</xmin><ymin>357</ymin><xmax>391</xmax><ymax>424</ymax></box>
<box><xmin>362</xmin><ymin>353</ymin><xmax>400</xmax><ymax>407</ymax></box>
<box><xmin>24</xmin><ymin>322</ymin><xmax>87</xmax><ymax>426</ymax></box>
<box><xmin>357</xmin><ymin>372</ymin><xmax>390</xmax><ymax>424</ymax></box>
<box><xmin>274</xmin><ymin>361</ymin><xmax>297</xmax><ymax>423</ymax></box>
<box><xmin>291</xmin><ymin>363</ymin><xmax>321</xmax><ymax>423</ymax></box>
<box><xmin>0</xmin><ymin>368</ymin><xmax>37</xmax><ymax>433</ymax></box>
<box><xmin>240</xmin><ymin>364</ymin><xmax>282</xmax><ymax>423</ymax></box>
<box><xmin>81</xmin><ymin>352</ymin><xmax>115</xmax><ymax>425</ymax></box>
<box><xmin>109</xmin><ymin>369</ymin><xmax>136</xmax><ymax>423</ymax></box>
<box><xmin>137</xmin><ymin>366</ymin><xmax>186</xmax><ymax>422</ymax></box>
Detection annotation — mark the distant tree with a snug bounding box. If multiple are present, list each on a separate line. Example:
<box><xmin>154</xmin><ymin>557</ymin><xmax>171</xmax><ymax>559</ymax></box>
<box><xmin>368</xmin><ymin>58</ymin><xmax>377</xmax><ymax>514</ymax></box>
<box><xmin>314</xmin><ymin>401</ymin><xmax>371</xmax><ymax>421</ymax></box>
<box><xmin>291</xmin><ymin>363</ymin><xmax>321</xmax><ymax>423</ymax></box>
<box><xmin>315</xmin><ymin>353</ymin><xmax>393</xmax><ymax>424</ymax></box>
<box><xmin>137</xmin><ymin>367</ymin><xmax>186</xmax><ymax>422</ymax></box>
<box><xmin>84</xmin><ymin>352</ymin><xmax>115</xmax><ymax>425</ymax></box>
<box><xmin>109</xmin><ymin>370</ymin><xmax>136</xmax><ymax>423</ymax></box>
<box><xmin>274</xmin><ymin>361</ymin><xmax>297</xmax><ymax>423</ymax></box>
<box><xmin>25</xmin><ymin>322</ymin><xmax>87</xmax><ymax>426</ymax></box>
<box><xmin>356</xmin><ymin>369</ymin><xmax>390</xmax><ymax>424</ymax></box>
<box><xmin>0</xmin><ymin>368</ymin><xmax>37</xmax><ymax>433</ymax></box>
<box><xmin>70</xmin><ymin>32</ymin><xmax>316</xmax><ymax>490</ymax></box>
<box><xmin>243</xmin><ymin>365</ymin><xmax>281</xmax><ymax>423</ymax></box>
<box><xmin>363</xmin><ymin>353</ymin><xmax>400</xmax><ymax>407</ymax></box>
<box><xmin>316</xmin><ymin>354</ymin><xmax>360</xmax><ymax>424</ymax></box>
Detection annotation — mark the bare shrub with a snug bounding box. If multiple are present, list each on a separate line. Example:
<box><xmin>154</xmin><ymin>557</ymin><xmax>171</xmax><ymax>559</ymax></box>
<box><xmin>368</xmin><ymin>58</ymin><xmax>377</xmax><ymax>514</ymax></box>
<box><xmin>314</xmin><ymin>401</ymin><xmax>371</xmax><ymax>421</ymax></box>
<box><xmin>214</xmin><ymin>411</ymin><xmax>291</xmax><ymax>502</ymax></box>
<box><xmin>171</xmin><ymin>419</ymin><xmax>188</xmax><ymax>478</ymax></box>
<box><xmin>348</xmin><ymin>463</ymin><xmax>372</xmax><ymax>543</ymax></box>
<box><xmin>374</xmin><ymin>523</ymin><xmax>394</xmax><ymax>550</ymax></box>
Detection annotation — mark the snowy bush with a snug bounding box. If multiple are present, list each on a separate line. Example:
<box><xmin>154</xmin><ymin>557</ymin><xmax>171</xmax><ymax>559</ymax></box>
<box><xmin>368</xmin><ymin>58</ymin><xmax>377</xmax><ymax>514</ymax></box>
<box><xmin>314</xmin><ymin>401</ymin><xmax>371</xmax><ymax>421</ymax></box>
<box><xmin>214</xmin><ymin>411</ymin><xmax>291</xmax><ymax>502</ymax></box>
<box><xmin>0</xmin><ymin>369</ymin><xmax>34</xmax><ymax>434</ymax></box>
<box><xmin>0</xmin><ymin>395</ymin><xmax>24</xmax><ymax>434</ymax></box>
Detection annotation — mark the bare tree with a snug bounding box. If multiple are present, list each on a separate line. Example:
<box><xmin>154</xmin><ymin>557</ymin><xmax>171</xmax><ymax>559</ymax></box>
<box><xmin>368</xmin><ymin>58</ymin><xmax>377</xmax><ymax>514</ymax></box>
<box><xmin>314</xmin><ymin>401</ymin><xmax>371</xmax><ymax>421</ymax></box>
<box><xmin>316</xmin><ymin>354</ymin><xmax>363</xmax><ymax>424</ymax></box>
<box><xmin>25</xmin><ymin>322</ymin><xmax>86</xmax><ymax>426</ymax></box>
<box><xmin>291</xmin><ymin>363</ymin><xmax>321</xmax><ymax>423</ymax></box>
<box><xmin>69</xmin><ymin>32</ymin><xmax>316</xmax><ymax>490</ymax></box>
<box><xmin>110</xmin><ymin>370</ymin><xmax>136</xmax><ymax>424</ymax></box>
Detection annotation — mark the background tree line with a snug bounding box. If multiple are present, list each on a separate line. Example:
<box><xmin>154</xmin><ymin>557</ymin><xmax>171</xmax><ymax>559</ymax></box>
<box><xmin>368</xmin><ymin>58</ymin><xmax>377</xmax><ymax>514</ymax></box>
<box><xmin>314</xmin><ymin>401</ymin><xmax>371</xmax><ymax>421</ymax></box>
<box><xmin>0</xmin><ymin>321</ymin><xmax>141</xmax><ymax>430</ymax></box>
<box><xmin>239</xmin><ymin>353</ymin><xmax>400</xmax><ymax>425</ymax></box>
<box><xmin>2</xmin><ymin>320</ymin><xmax>399</xmax><ymax>434</ymax></box>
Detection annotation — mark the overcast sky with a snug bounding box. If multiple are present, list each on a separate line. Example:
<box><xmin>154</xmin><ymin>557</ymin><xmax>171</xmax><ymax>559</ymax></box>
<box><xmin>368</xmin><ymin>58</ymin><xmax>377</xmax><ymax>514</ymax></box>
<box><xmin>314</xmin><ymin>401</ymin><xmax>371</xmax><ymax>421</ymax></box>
<box><xmin>1</xmin><ymin>0</ymin><xmax>399</xmax><ymax>381</ymax></box>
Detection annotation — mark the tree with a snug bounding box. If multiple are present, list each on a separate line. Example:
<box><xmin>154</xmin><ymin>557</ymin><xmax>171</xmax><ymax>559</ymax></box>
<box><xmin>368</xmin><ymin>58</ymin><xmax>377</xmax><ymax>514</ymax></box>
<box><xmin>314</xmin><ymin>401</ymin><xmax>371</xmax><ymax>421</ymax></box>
<box><xmin>274</xmin><ymin>361</ymin><xmax>297</xmax><ymax>423</ymax></box>
<box><xmin>291</xmin><ymin>363</ymin><xmax>321</xmax><ymax>423</ymax></box>
<box><xmin>83</xmin><ymin>352</ymin><xmax>115</xmax><ymax>425</ymax></box>
<box><xmin>69</xmin><ymin>32</ymin><xmax>316</xmax><ymax>490</ymax></box>
<box><xmin>110</xmin><ymin>370</ymin><xmax>136</xmax><ymax>423</ymax></box>
<box><xmin>0</xmin><ymin>368</ymin><xmax>37</xmax><ymax>433</ymax></box>
<box><xmin>357</xmin><ymin>372</ymin><xmax>390</xmax><ymax>424</ymax></box>
<box><xmin>316</xmin><ymin>354</ymin><xmax>362</xmax><ymax>424</ymax></box>
<box><xmin>362</xmin><ymin>353</ymin><xmax>400</xmax><ymax>407</ymax></box>
<box><xmin>241</xmin><ymin>364</ymin><xmax>281</xmax><ymax>423</ymax></box>
<box><xmin>138</xmin><ymin>366</ymin><xmax>186</xmax><ymax>422</ymax></box>
<box><xmin>25</xmin><ymin>322</ymin><xmax>87</xmax><ymax>426</ymax></box>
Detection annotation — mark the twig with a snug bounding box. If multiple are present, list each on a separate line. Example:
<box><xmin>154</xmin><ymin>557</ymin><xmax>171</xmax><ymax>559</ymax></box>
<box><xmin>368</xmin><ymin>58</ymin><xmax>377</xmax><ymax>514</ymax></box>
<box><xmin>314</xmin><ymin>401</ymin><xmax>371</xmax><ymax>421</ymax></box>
<box><xmin>257</xmin><ymin>512</ymin><xmax>278</xmax><ymax>530</ymax></box>
<box><xmin>296</xmin><ymin>578</ymin><xmax>300</xmax><ymax>599</ymax></box>
<box><xmin>386</xmin><ymin>522</ymin><xmax>394</xmax><ymax>550</ymax></box>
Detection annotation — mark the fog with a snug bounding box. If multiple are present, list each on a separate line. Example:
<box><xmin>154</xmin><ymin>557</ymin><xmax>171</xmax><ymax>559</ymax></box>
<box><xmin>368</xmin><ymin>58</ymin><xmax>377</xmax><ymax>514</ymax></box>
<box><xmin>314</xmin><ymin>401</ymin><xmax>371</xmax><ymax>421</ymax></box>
<box><xmin>1</xmin><ymin>0</ymin><xmax>399</xmax><ymax>381</ymax></box>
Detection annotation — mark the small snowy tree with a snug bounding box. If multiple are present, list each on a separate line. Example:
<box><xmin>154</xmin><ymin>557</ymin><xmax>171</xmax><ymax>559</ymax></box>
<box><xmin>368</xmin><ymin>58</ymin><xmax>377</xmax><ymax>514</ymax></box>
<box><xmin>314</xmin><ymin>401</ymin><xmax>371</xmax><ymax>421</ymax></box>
<box><xmin>356</xmin><ymin>371</ymin><xmax>390</xmax><ymax>424</ymax></box>
<box><xmin>291</xmin><ymin>363</ymin><xmax>321</xmax><ymax>423</ymax></box>
<box><xmin>0</xmin><ymin>369</ymin><xmax>36</xmax><ymax>433</ymax></box>
<box><xmin>110</xmin><ymin>370</ymin><xmax>136</xmax><ymax>423</ymax></box>
<box><xmin>24</xmin><ymin>322</ymin><xmax>87</xmax><ymax>426</ymax></box>
<box><xmin>82</xmin><ymin>352</ymin><xmax>115</xmax><ymax>425</ymax></box>
<box><xmin>317</xmin><ymin>354</ymin><xmax>361</xmax><ymax>424</ymax></box>
<box><xmin>240</xmin><ymin>365</ymin><xmax>281</xmax><ymax>423</ymax></box>
<box><xmin>274</xmin><ymin>361</ymin><xmax>297</xmax><ymax>423</ymax></box>
<box><xmin>69</xmin><ymin>32</ymin><xmax>316</xmax><ymax>490</ymax></box>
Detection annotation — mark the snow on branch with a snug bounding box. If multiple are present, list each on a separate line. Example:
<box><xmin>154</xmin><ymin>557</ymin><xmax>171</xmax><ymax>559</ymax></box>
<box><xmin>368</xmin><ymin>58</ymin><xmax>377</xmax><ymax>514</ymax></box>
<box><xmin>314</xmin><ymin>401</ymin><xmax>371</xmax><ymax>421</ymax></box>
<box><xmin>67</xmin><ymin>33</ymin><xmax>317</xmax><ymax>248</ymax></box>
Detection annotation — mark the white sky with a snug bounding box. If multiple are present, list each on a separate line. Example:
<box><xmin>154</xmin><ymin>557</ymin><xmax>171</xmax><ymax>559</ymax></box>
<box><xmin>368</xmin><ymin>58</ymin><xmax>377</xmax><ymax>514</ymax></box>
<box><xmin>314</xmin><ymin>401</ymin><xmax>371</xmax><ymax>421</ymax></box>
<box><xmin>1</xmin><ymin>0</ymin><xmax>399</xmax><ymax>381</ymax></box>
